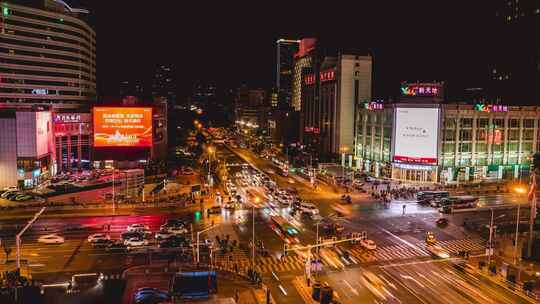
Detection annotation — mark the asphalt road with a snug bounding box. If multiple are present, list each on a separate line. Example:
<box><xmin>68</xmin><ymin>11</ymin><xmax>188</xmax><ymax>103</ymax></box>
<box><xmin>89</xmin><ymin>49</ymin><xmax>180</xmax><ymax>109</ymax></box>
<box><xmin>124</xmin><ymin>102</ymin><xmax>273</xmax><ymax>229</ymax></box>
<box><xmin>1</xmin><ymin>142</ymin><xmax>536</xmax><ymax>304</ymax></box>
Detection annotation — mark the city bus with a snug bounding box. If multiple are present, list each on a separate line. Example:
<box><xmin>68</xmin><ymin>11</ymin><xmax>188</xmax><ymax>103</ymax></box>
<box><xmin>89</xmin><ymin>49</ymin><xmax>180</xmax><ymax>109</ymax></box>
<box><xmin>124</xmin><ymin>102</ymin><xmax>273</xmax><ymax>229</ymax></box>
<box><xmin>416</xmin><ymin>191</ymin><xmax>450</xmax><ymax>204</ymax></box>
<box><xmin>439</xmin><ymin>196</ymin><xmax>478</xmax><ymax>213</ymax></box>
<box><xmin>270</xmin><ymin>216</ymin><xmax>299</xmax><ymax>244</ymax></box>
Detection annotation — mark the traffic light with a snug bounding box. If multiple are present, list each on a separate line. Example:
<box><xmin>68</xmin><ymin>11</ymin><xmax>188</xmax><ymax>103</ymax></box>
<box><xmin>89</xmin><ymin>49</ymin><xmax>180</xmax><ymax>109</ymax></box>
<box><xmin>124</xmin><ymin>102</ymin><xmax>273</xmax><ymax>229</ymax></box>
<box><xmin>194</xmin><ymin>211</ymin><xmax>201</xmax><ymax>221</ymax></box>
<box><xmin>2</xmin><ymin>6</ymin><xmax>9</xmax><ymax>17</ymax></box>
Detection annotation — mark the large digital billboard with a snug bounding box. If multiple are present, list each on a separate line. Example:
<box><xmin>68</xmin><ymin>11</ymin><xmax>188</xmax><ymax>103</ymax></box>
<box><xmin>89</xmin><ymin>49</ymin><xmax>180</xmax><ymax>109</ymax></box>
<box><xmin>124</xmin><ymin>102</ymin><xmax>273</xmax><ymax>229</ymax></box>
<box><xmin>93</xmin><ymin>107</ymin><xmax>152</xmax><ymax>147</ymax></box>
<box><xmin>393</xmin><ymin>107</ymin><xmax>439</xmax><ymax>165</ymax></box>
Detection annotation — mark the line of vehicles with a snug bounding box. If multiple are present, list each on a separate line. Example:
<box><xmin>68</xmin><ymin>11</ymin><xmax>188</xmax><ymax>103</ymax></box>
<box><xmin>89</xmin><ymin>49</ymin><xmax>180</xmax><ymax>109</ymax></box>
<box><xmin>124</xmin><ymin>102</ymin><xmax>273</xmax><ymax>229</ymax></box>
<box><xmin>416</xmin><ymin>191</ymin><xmax>478</xmax><ymax>213</ymax></box>
<box><xmin>36</xmin><ymin>219</ymin><xmax>200</xmax><ymax>255</ymax></box>
<box><xmin>0</xmin><ymin>187</ymin><xmax>37</xmax><ymax>202</ymax></box>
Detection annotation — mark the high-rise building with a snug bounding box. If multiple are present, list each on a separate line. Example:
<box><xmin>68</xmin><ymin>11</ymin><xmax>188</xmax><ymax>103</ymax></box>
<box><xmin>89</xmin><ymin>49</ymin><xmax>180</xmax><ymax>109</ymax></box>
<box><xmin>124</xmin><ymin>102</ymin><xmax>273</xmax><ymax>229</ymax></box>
<box><xmin>301</xmin><ymin>54</ymin><xmax>372</xmax><ymax>159</ymax></box>
<box><xmin>489</xmin><ymin>0</ymin><xmax>540</xmax><ymax>103</ymax></box>
<box><xmin>0</xmin><ymin>1</ymin><xmax>96</xmax><ymax>108</ymax></box>
<box><xmin>151</xmin><ymin>64</ymin><xmax>176</xmax><ymax>104</ymax></box>
<box><xmin>291</xmin><ymin>38</ymin><xmax>317</xmax><ymax>111</ymax></box>
<box><xmin>276</xmin><ymin>39</ymin><xmax>299</xmax><ymax>108</ymax></box>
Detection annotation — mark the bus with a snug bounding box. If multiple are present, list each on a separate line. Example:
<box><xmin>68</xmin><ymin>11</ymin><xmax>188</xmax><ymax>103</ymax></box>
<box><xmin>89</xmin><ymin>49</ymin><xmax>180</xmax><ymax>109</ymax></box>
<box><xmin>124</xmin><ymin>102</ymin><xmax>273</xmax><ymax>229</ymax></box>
<box><xmin>270</xmin><ymin>216</ymin><xmax>299</xmax><ymax>244</ymax></box>
<box><xmin>416</xmin><ymin>191</ymin><xmax>450</xmax><ymax>204</ymax></box>
<box><xmin>439</xmin><ymin>196</ymin><xmax>478</xmax><ymax>213</ymax></box>
<box><xmin>272</xmin><ymin>157</ymin><xmax>289</xmax><ymax>177</ymax></box>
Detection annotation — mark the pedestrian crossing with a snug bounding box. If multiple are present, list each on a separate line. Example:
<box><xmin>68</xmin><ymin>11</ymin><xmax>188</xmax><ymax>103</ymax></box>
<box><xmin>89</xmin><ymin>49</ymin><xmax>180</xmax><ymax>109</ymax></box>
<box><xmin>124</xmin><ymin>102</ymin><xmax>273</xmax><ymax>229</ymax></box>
<box><xmin>416</xmin><ymin>238</ymin><xmax>485</xmax><ymax>254</ymax></box>
<box><xmin>347</xmin><ymin>244</ymin><xmax>429</xmax><ymax>262</ymax></box>
<box><xmin>213</xmin><ymin>237</ymin><xmax>486</xmax><ymax>274</ymax></box>
<box><xmin>213</xmin><ymin>249</ymin><xmax>306</xmax><ymax>273</ymax></box>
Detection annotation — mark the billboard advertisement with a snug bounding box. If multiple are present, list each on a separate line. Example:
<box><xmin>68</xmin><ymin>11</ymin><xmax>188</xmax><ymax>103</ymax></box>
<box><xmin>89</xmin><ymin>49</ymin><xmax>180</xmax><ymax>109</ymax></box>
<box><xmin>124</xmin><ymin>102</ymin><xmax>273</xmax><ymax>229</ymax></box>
<box><xmin>393</xmin><ymin>107</ymin><xmax>439</xmax><ymax>165</ymax></box>
<box><xmin>93</xmin><ymin>107</ymin><xmax>152</xmax><ymax>147</ymax></box>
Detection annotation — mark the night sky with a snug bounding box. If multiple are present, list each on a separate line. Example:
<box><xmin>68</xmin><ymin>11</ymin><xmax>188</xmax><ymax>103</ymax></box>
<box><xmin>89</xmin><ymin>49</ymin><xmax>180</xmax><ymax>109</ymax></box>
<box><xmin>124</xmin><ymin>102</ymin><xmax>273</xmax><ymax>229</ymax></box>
<box><xmin>77</xmin><ymin>1</ymin><xmax>494</xmax><ymax>99</ymax></box>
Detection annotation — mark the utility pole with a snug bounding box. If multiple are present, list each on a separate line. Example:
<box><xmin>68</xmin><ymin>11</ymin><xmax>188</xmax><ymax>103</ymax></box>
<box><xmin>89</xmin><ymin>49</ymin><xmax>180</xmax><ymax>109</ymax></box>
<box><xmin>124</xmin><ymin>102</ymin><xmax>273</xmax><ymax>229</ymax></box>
<box><xmin>514</xmin><ymin>202</ymin><xmax>521</xmax><ymax>265</ymax></box>
<box><xmin>528</xmin><ymin>173</ymin><xmax>537</xmax><ymax>258</ymax></box>
<box><xmin>252</xmin><ymin>205</ymin><xmax>255</xmax><ymax>268</ymax></box>
<box><xmin>488</xmin><ymin>208</ymin><xmax>494</xmax><ymax>266</ymax></box>
<box><xmin>196</xmin><ymin>223</ymin><xmax>218</xmax><ymax>263</ymax></box>
<box><xmin>17</xmin><ymin>207</ymin><xmax>46</xmax><ymax>270</ymax></box>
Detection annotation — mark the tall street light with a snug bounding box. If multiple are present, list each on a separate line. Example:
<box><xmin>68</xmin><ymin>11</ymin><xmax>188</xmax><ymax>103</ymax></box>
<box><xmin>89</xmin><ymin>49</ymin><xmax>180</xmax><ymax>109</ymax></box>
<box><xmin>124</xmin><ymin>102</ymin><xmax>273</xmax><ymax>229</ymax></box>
<box><xmin>208</xmin><ymin>146</ymin><xmax>215</xmax><ymax>186</ymax></box>
<box><xmin>514</xmin><ymin>185</ymin><xmax>527</xmax><ymax>264</ymax></box>
<box><xmin>251</xmin><ymin>197</ymin><xmax>260</xmax><ymax>268</ymax></box>
<box><xmin>487</xmin><ymin>209</ymin><xmax>505</xmax><ymax>266</ymax></box>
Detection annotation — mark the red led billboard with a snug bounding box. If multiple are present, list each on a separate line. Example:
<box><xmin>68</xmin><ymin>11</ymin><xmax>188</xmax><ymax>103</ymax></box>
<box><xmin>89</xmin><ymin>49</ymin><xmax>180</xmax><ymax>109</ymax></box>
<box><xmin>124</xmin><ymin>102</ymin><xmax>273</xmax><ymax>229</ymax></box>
<box><xmin>93</xmin><ymin>107</ymin><xmax>152</xmax><ymax>147</ymax></box>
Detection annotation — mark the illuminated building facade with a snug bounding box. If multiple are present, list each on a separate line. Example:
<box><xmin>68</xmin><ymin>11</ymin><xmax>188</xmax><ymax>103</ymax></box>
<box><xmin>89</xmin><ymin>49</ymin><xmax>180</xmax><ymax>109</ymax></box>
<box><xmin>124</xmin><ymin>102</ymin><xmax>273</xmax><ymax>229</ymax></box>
<box><xmin>53</xmin><ymin>111</ymin><xmax>91</xmax><ymax>173</ymax></box>
<box><xmin>301</xmin><ymin>54</ymin><xmax>372</xmax><ymax>159</ymax></box>
<box><xmin>291</xmin><ymin>38</ymin><xmax>316</xmax><ymax>111</ymax></box>
<box><xmin>276</xmin><ymin>39</ymin><xmax>299</xmax><ymax>108</ymax></box>
<box><xmin>356</xmin><ymin>102</ymin><xmax>540</xmax><ymax>183</ymax></box>
<box><xmin>0</xmin><ymin>1</ymin><xmax>96</xmax><ymax>106</ymax></box>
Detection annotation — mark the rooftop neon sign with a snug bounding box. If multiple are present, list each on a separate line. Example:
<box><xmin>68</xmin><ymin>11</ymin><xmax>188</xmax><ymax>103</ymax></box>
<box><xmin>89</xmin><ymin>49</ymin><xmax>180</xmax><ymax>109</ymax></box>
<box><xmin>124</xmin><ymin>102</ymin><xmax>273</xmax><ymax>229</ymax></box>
<box><xmin>474</xmin><ymin>104</ymin><xmax>508</xmax><ymax>113</ymax></box>
<box><xmin>401</xmin><ymin>84</ymin><xmax>441</xmax><ymax>97</ymax></box>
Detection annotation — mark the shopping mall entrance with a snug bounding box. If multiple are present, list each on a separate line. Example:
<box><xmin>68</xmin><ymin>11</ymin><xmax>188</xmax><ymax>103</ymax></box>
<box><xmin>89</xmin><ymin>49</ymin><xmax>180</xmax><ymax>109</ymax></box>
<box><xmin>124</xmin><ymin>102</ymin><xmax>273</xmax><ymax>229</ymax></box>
<box><xmin>391</xmin><ymin>163</ymin><xmax>438</xmax><ymax>183</ymax></box>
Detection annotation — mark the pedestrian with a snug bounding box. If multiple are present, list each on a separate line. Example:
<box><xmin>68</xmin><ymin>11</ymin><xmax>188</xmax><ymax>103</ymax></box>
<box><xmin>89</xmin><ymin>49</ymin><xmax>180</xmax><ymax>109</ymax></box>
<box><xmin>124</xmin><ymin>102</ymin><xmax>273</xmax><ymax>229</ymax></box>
<box><xmin>235</xmin><ymin>290</ymin><xmax>239</xmax><ymax>303</ymax></box>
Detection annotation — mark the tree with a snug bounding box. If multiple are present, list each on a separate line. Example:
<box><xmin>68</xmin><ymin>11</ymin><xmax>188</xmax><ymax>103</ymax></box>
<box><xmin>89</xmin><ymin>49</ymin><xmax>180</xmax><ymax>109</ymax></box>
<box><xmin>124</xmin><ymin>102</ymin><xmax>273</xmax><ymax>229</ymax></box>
<box><xmin>2</xmin><ymin>241</ymin><xmax>12</xmax><ymax>263</ymax></box>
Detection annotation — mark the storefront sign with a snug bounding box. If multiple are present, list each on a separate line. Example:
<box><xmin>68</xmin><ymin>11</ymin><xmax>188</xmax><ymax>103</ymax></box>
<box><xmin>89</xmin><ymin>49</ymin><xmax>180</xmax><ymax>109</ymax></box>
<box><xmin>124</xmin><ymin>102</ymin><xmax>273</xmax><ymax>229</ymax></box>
<box><xmin>474</xmin><ymin>104</ymin><xmax>508</xmax><ymax>113</ymax></box>
<box><xmin>393</xmin><ymin>163</ymin><xmax>435</xmax><ymax>170</ymax></box>
<box><xmin>54</xmin><ymin>114</ymin><xmax>81</xmax><ymax>123</ymax></box>
<box><xmin>304</xmin><ymin>74</ymin><xmax>316</xmax><ymax>85</ymax></box>
<box><xmin>363</xmin><ymin>102</ymin><xmax>384</xmax><ymax>110</ymax></box>
<box><xmin>401</xmin><ymin>84</ymin><xmax>441</xmax><ymax>97</ymax></box>
<box><xmin>320</xmin><ymin>69</ymin><xmax>335</xmax><ymax>82</ymax></box>
<box><xmin>32</xmin><ymin>89</ymin><xmax>48</xmax><ymax>95</ymax></box>
<box><xmin>304</xmin><ymin>126</ymin><xmax>320</xmax><ymax>134</ymax></box>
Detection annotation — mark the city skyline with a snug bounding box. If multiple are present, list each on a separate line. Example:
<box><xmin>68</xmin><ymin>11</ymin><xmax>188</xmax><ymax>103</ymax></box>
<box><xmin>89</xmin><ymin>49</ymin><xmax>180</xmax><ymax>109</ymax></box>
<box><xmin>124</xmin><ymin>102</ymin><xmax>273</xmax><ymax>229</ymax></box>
<box><xmin>76</xmin><ymin>1</ymin><xmax>518</xmax><ymax>101</ymax></box>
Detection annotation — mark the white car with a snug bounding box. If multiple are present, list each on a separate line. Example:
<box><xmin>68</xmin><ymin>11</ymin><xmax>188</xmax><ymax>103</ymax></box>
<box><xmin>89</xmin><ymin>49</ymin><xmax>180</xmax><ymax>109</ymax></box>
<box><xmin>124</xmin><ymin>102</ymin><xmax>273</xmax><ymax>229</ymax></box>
<box><xmin>124</xmin><ymin>238</ymin><xmax>149</xmax><ymax>247</ymax></box>
<box><xmin>87</xmin><ymin>233</ymin><xmax>111</xmax><ymax>243</ymax></box>
<box><xmin>38</xmin><ymin>234</ymin><xmax>65</xmax><ymax>244</ymax></box>
<box><xmin>155</xmin><ymin>231</ymin><xmax>174</xmax><ymax>241</ymax></box>
<box><xmin>127</xmin><ymin>224</ymin><xmax>149</xmax><ymax>232</ymax></box>
<box><xmin>427</xmin><ymin>245</ymin><xmax>450</xmax><ymax>259</ymax></box>
<box><xmin>167</xmin><ymin>226</ymin><xmax>188</xmax><ymax>235</ymax></box>
<box><xmin>360</xmin><ymin>239</ymin><xmax>377</xmax><ymax>250</ymax></box>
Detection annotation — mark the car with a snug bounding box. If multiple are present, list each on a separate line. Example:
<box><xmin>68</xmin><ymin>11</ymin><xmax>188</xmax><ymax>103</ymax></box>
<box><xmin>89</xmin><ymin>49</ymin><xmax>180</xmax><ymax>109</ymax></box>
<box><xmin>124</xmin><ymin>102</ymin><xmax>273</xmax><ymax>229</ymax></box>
<box><xmin>159</xmin><ymin>237</ymin><xmax>187</xmax><ymax>248</ymax></box>
<box><xmin>298</xmin><ymin>202</ymin><xmax>319</xmax><ymax>215</ymax></box>
<box><xmin>106</xmin><ymin>242</ymin><xmax>128</xmax><ymax>252</ymax></box>
<box><xmin>13</xmin><ymin>194</ymin><xmax>33</xmax><ymax>201</ymax></box>
<box><xmin>127</xmin><ymin>224</ymin><xmax>149</xmax><ymax>233</ymax></box>
<box><xmin>436</xmin><ymin>218</ymin><xmax>449</xmax><ymax>227</ymax></box>
<box><xmin>87</xmin><ymin>233</ymin><xmax>111</xmax><ymax>243</ymax></box>
<box><xmin>133</xmin><ymin>288</ymin><xmax>170</xmax><ymax>304</ymax></box>
<box><xmin>360</xmin><ymin>239</ymin><xmax>377</xmax><ymax>250</ymax></box>
<box><xmin>122</xmin><ymin>231</ymin><xmax>147</xmax><ymax>241</ymax></box>
<box><xmin>91</xmin><ymin>238</ymin><xmax>113</xmax><ymax>248</ymax></box>
<box><xmin>427</xmin><ymin>245</ymin><xmax>450</xmax><ymax>259</ymax></box>
<box><xmin>208</xmin><ymin>206</ymin><xmax>222</xmax><ymax>214</ymax></box>
<box><xmin>181</xmin><ymin>168</ymin><xmax>194</xmax><ymax>175</ymax></box>
<box><xmin>161</xmin><ymin>219</ymin><xmax>185</xmax><ymax>230</ymax></box>
<box><xmin>38</xmin><ymin>234</ymin><xmax>65</xmax><ymax>244</ymax></box>
<box><xmin>5</xmin><ymin>192</ymin><xmax>21</xmax><ymax>200</ymax></box>
<box><xmin>426</xmin><ymin>232</ymin><xmax>437</xmax><ymax>245</ymax></box>
<box><xmin>167</xmin><ymin>225</ymin><xmax>189</xmax><ymax>235</ymax></box>
<box><xmin>1</xmin><ymin>190</ymin><xmax>18</xmax><ymax>199</ymax></box>
<box><xmin>124</xmin><ymin>237</ymin><xmax>149</xmax><ymax>247</ymax></box>
<box><xmin>155</xmin><ymin>231</ymin><xmax>174</xmax><ymax>241</ymax></box>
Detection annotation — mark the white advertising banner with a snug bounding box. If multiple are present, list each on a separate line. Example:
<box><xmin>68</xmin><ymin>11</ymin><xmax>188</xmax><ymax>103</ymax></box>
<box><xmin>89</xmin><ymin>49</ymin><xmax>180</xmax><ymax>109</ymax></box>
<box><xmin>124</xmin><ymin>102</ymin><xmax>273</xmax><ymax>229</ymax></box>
<box><xmin>393</xmin><ymin>107</ymin><xmax>439</xmax><ymax>165</ymax></box>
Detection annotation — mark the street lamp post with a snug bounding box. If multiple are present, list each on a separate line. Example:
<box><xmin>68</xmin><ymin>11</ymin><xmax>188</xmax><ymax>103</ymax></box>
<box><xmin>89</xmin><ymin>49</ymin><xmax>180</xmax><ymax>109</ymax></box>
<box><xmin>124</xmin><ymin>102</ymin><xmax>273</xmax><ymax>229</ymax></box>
<box><xmin>16</xmin><ymin>207</ymin><xmax>46</xmax><ymax>270</ymax></box>
<box><xmin>487</xmin><ymin>209</ymin><xmax>505</xmax><ymax>266</ymax></box>
<box><xmin>196</xmin><ymin>223</ymin><xmax>218</xmax><ymax>264</ymax></box>
<box><xmin>514</xmin><ymin>185</ymin><xmax>527</xmax><ymax>265</ymax></box>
